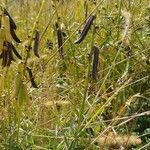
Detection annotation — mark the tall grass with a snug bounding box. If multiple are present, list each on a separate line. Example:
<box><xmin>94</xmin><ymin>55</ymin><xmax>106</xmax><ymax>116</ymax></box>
<box><xmin>0</xmin><ymin>0</ymin><xmax>150</xmax><ymax>149</ymax></box>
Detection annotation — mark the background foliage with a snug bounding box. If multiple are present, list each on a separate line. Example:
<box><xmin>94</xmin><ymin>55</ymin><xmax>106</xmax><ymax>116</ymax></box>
<box><xmin>0</xmin><ymin>0</ymin><xmax>150</xmax><ymax>149</ymax></box>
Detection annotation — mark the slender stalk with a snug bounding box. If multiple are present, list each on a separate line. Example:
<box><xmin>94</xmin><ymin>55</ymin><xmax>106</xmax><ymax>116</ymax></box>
<box><xmin>1</xmin><ymin>0</ymin><xmax>6</xmax><ymax>8</ymax></box>
<box><xmin>78</xmin><ymin>46</ymin><xmax>92</xmax><ymax>121</ymax></box>
<box><xmin>78</xmin><ymin>16</ymin><xmax>96</xmax><ymax>126</ymax></box>
<box><xmin>24</xmin><ymin>0</ymin><xmax>45</xmax><ymax>67</ymax></box>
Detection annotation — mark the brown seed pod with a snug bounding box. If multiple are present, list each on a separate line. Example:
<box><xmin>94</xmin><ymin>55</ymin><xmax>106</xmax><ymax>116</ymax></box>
<box><xmin>26</xmin><ymin>67</ymin><xmax>38</xmax><ymax>88</ymax></box>
<box><xmin>33</xmin><ymin>30</ymin><xmax>40</xmax><ymax>58</ymax></box>
<box><xmin>74</xmin><ymin>15</ymin><xmax>95</xmax><ymax>44</ymax></box>
<box><xmin>7</xmin><ymin>47</ymin><xmax>14</xmax><ymax>66</ymax></box>
<box><xmin>7</xmin><ymin>43</ymin><xmax>15</xmax><ymax>61</ymax></box>
<box><xmin>10</xmin><ymin>29</ymin><xmax>21</xmax><ymax>43</ymax></box>
<box><xmin>10</xmin><ymin>43</ymin><xmax>22</xmax><ymax>60</ymax></box>
<box><xmin>56</xmin><ymin>22</ymin><xmax>64</xmax><ymax>59</ymax></box>
<box><xmin>92</xmin><ymin>46</ymin><xmax>99</xmax><ymax>80</ymax></box>
<box><xmin>1</xmin><ymin>50</ymin><xmax>7</xmax><ymax>67</ymax></box>
<box><xmin>4</xmin><ymin>8</ymin><xmax>17</xmax><ymax>30</ymax></box>
<box><xmin>0</xmin><ymin>42</ymin><xmax>15</xmax><ymax>67</ymax></box>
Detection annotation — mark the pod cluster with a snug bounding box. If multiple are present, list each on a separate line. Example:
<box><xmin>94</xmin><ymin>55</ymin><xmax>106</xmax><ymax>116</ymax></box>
<box><xmin>0</xmin><ymin>7</ymin><xmax>21</xmax><ymax>67</ymax></box>
<box><xmin>74</xmin><ymin>15</ymin><xmax>99</xmax><ymax>80</ymax></box>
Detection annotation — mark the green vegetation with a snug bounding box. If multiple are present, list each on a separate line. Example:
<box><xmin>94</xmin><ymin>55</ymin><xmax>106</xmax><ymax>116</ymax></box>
<box><xmin>0</xmin><ymin>0</ymin><xmax>150</xmax><ymax>149</ymax></box>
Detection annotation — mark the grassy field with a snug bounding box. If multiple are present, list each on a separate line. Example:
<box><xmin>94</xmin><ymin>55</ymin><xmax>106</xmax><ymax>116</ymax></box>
<box><xmin>0</xmin><ymin>0</ymin><xmax>150</xmax><ymax>149</ymax></box>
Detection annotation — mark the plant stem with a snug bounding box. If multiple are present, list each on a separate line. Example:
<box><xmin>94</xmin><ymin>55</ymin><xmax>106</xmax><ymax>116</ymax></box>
<box><xmin>78</xmin><ymin>16</ymin><xmax>96</xmax><ymax>126</ymax></box>
<box><xmin>24</xmin><ymin>0</ymin><xmax>45</xmax><ymax>68</ymax></box>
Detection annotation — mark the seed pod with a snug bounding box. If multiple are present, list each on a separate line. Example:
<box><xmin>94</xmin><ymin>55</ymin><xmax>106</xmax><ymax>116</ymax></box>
<box><xmin>10</xmin><ymin>28</ymin><xmax>21</xmax><ymax>43</ymax></box>
<box><xmin>1</xmin><ymin>42</ymin><xmax>14</xmax><ymax>67</ymax></box>
<box><xmin>56</xmin><ymin>22</ymin><xmax>64</xmax><ymax>59</ymax></box>
<box><xmin>0</xmin><ymin>42</ymin><xmax>22</xmax><ymax>67</ymax></box>
<box><xmin>26</xmin><ymin>67</ymin><xmax>38</xmax><ymax>88</ymax></box>
<box><xmin>4</xmin><ymin>8</ymin><xmax>17</xmax><ymax>30</ymax></box>
<box><xmin>1</xmin><ymin>50</ymin><xmax>7</xmax><ymax>67</ymax></box>
<box><xmin>92</xmin><ymin>46</ymin><xmax>99</xmax><ymax>80</ymax></box>
<box><xmin>33</xmin><ymin>30</ymin><xmax>40</xmax><ymax>58</ymax></box>
<box><xmin>10</xmin><ymin>43</ymin><xmax>22</xmax><ymax>60</ymax></box>
<box><xmin>74</xmin><ymin>15</ymin><xmax>95</xmax><ymax>44</ymax></box>
<box><xmin>7</xmin><ymin>44</ymin><xmax>15</xmax><ymax>65</ymax></box>
<box><xmin>8</xmin><ymin>42</ymin><xmax>15</xmax><ymax>59</ymax></box>
<box><xmin>1</xmin><ymin>49</ymin><xmax>13</xmax><ymax>67</ymax></box>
